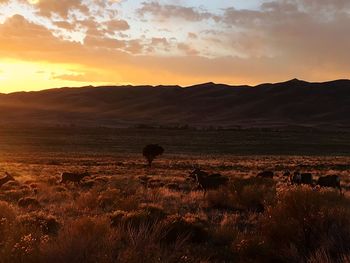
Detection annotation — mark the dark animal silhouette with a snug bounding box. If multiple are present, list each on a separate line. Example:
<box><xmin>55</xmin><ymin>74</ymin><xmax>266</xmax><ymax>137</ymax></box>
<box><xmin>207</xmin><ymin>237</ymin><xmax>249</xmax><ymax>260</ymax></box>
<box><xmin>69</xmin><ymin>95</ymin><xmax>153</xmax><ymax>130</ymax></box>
<box><xmin>317</xmin><ymin>175</ymin><xmax>342</xmax><ymax>192</ymax></box>
<box><xmin>290</xmin><ymin>172</ymin><xmax>313</xmax><ymax>185</ymax></box>
<box><xmin>189</xmin><ymin>169</ymin><xmax>229</xmax><ymax>195</ymax></box>
<box><xmin>257</xmin><ymin>171</ymin><xmax>274</xmax><ymax>178</ymax></box>
<box><xmin>60</xmin><ymin>172</ymin><xmax>90</xmax><ymax>184</ymax></box>
<box><xmin>142</xmin><ymin>144</ymin><xmax>164</xmax><ymax>167</ymax></box>
<box><xmin>0</xmin><ymin>172</ymin><xmax>15</xmax><ymax>187</ymax></box>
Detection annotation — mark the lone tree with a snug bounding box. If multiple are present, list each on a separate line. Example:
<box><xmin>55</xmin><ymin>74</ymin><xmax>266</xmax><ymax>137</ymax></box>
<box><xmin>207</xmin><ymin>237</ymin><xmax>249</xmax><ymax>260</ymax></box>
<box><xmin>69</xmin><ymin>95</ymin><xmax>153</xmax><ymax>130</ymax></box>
<box><xmin>142</xmin><ymin>144</ymin><xmax>164</xmax><ymax>167</ymax></box>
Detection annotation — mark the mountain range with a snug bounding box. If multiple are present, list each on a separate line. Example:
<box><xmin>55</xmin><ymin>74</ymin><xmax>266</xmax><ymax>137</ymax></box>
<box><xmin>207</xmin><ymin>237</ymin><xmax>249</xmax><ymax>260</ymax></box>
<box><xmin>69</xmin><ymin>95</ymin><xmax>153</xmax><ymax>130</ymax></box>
<box><xmin>1</xmin><ymin>79</ymin><xmax>349</xmax><ymax>129</ymax></box>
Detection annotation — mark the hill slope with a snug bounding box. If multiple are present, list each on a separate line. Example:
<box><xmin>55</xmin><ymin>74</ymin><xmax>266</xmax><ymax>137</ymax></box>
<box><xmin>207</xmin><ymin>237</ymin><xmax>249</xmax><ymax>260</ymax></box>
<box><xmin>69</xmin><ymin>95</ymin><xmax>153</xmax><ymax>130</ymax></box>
<box><xmin>1</xmin><ymin>79</ymin><xmax>349</xmax><ymax>129</ymax></box>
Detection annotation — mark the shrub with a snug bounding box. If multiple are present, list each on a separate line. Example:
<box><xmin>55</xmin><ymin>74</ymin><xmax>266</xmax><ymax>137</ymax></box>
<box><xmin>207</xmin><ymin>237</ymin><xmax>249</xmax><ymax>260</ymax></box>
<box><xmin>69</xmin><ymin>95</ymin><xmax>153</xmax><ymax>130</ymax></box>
<box><xmin>162</xmin><ymin>215</ymin><xmax>208</xmax><ymax>244</ymax></box>
<box><xmin>41</xmin><ymin>217</ymin><xmax>113</xmax><ymax>263</ymax></box>
<box><xmin>3</xmin><ymin>189</ymin><xmax>29</xmax><ymax>202</ymax></box>
<box><xmin>231</xmin><ymin>177</ymin><xmax>277</xmax><ymax>212</ymax></box>
<box><xmin>205</xmin><ymin>188</ymin><xmax>238</xmax><ymax>210</ymax></box>
<box><xmin>0</xmin><ymin>201</ymin><xmax>17</xmax><ymax>242</ymax></box>
<box><xmin>115</xmin><ymin>219</ymin><xmax>188</xmax><ymax>263</ymax></box>
<box><xmin>98</xmin><ymin>189</ymin><xmax>121</xmax><ymax>211</ymax></box>
<box><xmin>18</xmin><ymin>197</ymin><xmax>41</xmax><ymax>209</ymax></box>
<box><xmin>110</xmin><ymin>204</ymin><xmax>166</xmax><ymax>228</ymax></box>
<box><xmin>0</xmin><ymin>202</ymin><xmax>44</xmax><ymax>263</ymax></box>
<box><xmin>18</xmin><ymin>212</ymin><xmax>60</xmax><ymax>236</ymax></box>
<box><xmin>206</xmin><ymin>178</ymin><xmax>277</xmax><ymax>212</ymax></box>
<box><xmin>260</xmin><ymin>187</ymin><xmax>350</xmax><ymax>261</ymax></box>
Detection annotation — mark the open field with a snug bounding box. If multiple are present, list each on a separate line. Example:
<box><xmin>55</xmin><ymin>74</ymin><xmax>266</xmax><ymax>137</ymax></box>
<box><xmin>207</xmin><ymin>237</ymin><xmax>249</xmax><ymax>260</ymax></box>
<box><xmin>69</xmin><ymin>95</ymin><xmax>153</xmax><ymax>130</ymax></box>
<box><xmin>1</xmin><ymin>127</ymin><xmax>350</xmax><ymax>262</ymax></box>
<box><xmin>0</xmin><ymin>127</ymin><xmax>350</xmax><ymax>156</ymax></box>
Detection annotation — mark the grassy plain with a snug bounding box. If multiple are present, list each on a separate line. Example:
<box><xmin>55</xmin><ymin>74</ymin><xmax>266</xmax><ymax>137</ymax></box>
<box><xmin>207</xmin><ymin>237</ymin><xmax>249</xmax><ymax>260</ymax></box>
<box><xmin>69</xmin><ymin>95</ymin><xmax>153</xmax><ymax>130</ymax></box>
<box><xmin>0</xmin><ymin>127</ymin><xmax>349</xmax><ymax>262</ymax></box>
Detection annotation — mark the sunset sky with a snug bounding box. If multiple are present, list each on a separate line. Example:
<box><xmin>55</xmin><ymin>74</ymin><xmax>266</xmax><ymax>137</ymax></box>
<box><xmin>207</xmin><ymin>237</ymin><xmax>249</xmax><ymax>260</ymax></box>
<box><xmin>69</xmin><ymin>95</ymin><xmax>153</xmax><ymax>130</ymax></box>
<box><xmin>0</xmin><ymin>0</ymin><xmax>349</xmax><ymax>92</ymax></box>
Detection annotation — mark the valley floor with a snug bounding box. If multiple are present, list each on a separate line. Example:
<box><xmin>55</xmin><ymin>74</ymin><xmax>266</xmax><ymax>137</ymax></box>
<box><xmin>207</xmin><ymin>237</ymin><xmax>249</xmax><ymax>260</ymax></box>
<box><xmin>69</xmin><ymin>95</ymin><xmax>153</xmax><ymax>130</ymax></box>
<box><xmin>0</xmin><ymin>128</ymin><xmax>349</xmax><ymax>262</ymax></box>
<box><xmin>0</xmin><ymin>153</ymin><xmax>350</xmax><ymax>262</ymax></box>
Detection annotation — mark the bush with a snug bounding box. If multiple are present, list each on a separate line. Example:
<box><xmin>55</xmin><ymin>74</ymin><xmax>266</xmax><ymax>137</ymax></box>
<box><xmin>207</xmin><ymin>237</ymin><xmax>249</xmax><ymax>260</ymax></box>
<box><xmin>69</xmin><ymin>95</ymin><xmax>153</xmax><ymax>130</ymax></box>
<box><xmin>110</xmin><ymin>204</ymin><xmax>166</xmax><ymax>228</ymax></box>
<box><xmin>0</xmin><ymin>202</ymin><xmax>44</xmax><ymax>263</ymax></box>
<box><xmin>18</xmin><ymin>197</ymin><xmax>41</xmax><ymax>209</ymax></box>
<box><xmin>259</xmin><ymin>187</ymin><xmax>350</xmax><ymax>261</ymax></box>
<box><xmin>41</xmin><ymin>217</ymin><xmax>113</xmax><ymax>263</ymax></box>
<box><xmin>115</xmin><ymin>219</ymin><xmax>190</xmax><ymax>263</ymax></box>
<box><xmin>206</xmin><ymin>178</ymin><xmax>277</xmax><ymax>212</ymax></box>
<box><xmin>0</xmin><ymin>201</ymin><xmax>17</xmax><ymax>243</ymax></box>
<box><xmin>162</xmin><ymin>215</ymin><xmax>208</xmax><ymax>244</ymax></box>
<box><xmin>18</xmin><ymin>212</ymin><xmax>60</xmax><ymax>236</ymax></box>
<box><xmin>205</xmin><ymin>188</ymin><xmax>238</xmax><ymax>210</ymax></box>
<box><xmin>231</xmin><ymin>177</ymin><xmax>276</xmax><ymax>211</ymax></box>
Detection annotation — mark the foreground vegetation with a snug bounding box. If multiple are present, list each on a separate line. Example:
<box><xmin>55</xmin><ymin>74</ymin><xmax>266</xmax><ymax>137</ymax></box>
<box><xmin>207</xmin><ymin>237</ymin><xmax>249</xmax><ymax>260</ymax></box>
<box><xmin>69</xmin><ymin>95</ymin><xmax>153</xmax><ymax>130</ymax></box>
<box><xmin>0</xmin><ymin>154</ymin><xmax>349</xmax><ymax>263</ymax></box>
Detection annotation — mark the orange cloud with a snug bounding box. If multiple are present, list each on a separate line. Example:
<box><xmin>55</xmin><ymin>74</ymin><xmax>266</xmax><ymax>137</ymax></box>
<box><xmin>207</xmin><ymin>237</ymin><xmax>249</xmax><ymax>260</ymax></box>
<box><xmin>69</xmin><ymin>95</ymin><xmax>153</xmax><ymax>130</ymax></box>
<box><xmin>33</xmin><ymin>0</ymin><xmax>88</xmax><ymax>18</ymax></box>
<box><xmin>105</xmin><ymin>19</ymin><xmax>130</xmax><ymax>31</ymax></box>
<box><xmin>1</xmin><ymin>0</ymin><xmax>350</xmax><ymax>93</ymax></box>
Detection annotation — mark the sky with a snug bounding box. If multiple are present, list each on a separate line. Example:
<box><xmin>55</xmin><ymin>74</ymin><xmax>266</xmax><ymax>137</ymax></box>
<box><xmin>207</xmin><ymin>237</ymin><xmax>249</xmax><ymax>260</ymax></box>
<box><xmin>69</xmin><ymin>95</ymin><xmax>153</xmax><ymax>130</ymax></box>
<box><xmin>0</xmin><ymin>0</ymin><xmax>349</xmax><ymax>92</ymax></box>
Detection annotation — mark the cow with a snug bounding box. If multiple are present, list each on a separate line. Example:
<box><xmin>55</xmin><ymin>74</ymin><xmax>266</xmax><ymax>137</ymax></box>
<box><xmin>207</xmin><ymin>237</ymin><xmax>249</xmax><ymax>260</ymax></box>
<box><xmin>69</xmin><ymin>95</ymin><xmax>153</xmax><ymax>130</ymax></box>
<box><xmin>317</xmin><ymin>175</ymin><xmax>342</xmax><ymax>192</ymax></box>
<box><xmin>0</xmin><ymin>172</ymin><xmax>15</xmax><ymax>187</ymax></box>
<box><xmin>189</xmin><ymin>169</ymin><xmax>229</xmax><ymax>195</ymax></box>
<box><xmin>60</xmin><ymin>172</ymin><xmax>90</xmax><ymax>184</ymax></box>
<box><xmin>290</xmin><ymin>172</ymin><xmax>313</xmax><ymax>185</ymax></box>
<box><xmin>257</xmin><ymin>171</ymin><xmax>274</xmax><ymax>179</ymax></box>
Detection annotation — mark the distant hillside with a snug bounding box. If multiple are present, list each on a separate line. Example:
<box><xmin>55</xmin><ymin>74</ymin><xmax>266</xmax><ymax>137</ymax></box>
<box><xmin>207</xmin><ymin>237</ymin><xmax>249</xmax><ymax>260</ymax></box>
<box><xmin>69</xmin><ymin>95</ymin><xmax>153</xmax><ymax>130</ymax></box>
<box><xmin>1</xmin><ymin>79</ymin><xmax>349</xmax><ymax>129</ymax></box>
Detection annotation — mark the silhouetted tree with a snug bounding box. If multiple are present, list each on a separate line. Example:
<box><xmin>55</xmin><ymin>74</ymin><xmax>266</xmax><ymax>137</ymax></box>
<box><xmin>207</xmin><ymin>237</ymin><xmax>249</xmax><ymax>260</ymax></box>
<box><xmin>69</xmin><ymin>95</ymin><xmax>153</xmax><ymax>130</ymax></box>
<box><xmin>142</xmin><ymin>144</ymin><xmax>164</xmax><ymax>167</ymax></box>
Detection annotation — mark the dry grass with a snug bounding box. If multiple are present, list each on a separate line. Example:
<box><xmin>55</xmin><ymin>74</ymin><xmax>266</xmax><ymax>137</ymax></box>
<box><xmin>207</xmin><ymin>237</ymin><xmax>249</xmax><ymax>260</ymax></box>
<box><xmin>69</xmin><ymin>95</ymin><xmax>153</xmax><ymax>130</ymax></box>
<box><xmin>0</xmin><ymin>154</ymin><xmax>350</xmax><ymax>262</ymax></box>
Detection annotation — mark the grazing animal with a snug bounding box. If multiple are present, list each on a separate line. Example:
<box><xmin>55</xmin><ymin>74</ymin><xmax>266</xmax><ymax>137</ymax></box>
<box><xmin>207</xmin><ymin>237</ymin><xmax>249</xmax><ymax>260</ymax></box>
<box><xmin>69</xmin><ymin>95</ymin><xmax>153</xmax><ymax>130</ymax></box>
<box><xmin>257</xmin><ymin>171</ymin><xmax>274</xmax><ymax>178</ymax></box>
<box><xmin>0</xmin><ymin>172</ymin><xmax>15</xmax><ymax>187</ymax></box>
<box><xmin>60</xmin><ymin>172</ymin><xmax>90</xmax><ymax>184</ymax></box>
<box><xmin>317</xmin><ymin>175</ymin><xmax>342</xmax><ymax>192</ymax></box>
<box><xmin>290</xmin><ymin>172</ymin><xmax>313</xmax><ymax>185</ymax></box>
<box><xmin>189</xmin><ymin>169</ymin><xmax>229</xmax><ymax>195</ymax></box>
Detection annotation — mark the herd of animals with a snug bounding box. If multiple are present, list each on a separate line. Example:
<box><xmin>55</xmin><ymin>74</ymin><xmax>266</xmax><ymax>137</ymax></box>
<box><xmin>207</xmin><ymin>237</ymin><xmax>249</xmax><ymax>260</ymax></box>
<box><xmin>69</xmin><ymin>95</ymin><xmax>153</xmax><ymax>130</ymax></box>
<box><xmin>188</xmin><ymin>168</ymin><xmax>343</xmax><ymax>195</ymax></box>
<box><xmin>0</xmin><ymin>166</ymin><xmax>343</xmax><ymax>197</ymax></box>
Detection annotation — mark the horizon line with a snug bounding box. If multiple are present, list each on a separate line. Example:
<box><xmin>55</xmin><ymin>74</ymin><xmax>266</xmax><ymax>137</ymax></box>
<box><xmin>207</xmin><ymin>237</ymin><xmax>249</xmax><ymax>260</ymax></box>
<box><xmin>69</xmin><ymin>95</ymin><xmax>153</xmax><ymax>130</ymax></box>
<box><xmin>1</xmin><ymin>78</ymin><xmax>350</xmax><ymax>95</ymax></box>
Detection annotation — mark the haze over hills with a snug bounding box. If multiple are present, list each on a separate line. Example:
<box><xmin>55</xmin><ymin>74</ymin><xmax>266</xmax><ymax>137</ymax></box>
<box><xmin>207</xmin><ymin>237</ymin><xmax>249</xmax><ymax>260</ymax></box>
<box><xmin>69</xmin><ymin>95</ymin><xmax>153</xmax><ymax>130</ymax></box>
<box><xmin>0</xmin><ymin>79</ymin><xmax>349</xmax><ymax>129</ymax></box>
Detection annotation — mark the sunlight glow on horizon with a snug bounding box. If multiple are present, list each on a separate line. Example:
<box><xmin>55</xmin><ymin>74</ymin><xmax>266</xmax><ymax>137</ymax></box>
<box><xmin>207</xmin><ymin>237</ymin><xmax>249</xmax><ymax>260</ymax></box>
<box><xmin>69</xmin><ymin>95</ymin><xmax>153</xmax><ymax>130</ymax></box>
<box><xmin>0</xmin><ymin>59</ymin><xmax>110</xmax><ymax>93</ymax></box>
<box><xmin>0</xmin><ymin>0</ymin><xmax>349</xmax><ymax>92</ymax></box>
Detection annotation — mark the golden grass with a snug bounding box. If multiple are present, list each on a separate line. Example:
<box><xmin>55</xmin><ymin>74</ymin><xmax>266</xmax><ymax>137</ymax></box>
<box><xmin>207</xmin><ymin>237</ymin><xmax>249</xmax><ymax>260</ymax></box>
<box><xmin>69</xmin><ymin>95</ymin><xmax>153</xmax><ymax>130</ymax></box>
<box><xmin>0</xmin><ymin>155</ymin><xmax>349</xmax><ymax>262</ymax></box>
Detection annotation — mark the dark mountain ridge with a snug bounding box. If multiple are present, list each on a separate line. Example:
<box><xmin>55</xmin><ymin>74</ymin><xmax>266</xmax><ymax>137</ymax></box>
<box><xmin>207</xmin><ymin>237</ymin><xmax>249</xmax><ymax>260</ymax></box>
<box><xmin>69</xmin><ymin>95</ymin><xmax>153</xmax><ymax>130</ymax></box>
<box><xmin>0</xmin><ymin>79</ymin><xmax>349</xmax><ymax>129</ymax></box>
